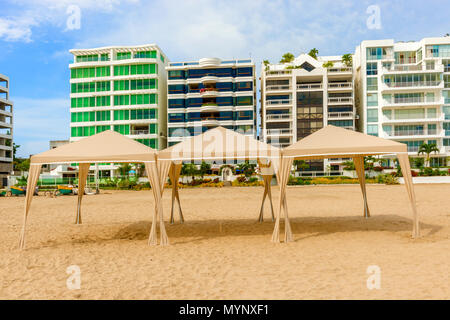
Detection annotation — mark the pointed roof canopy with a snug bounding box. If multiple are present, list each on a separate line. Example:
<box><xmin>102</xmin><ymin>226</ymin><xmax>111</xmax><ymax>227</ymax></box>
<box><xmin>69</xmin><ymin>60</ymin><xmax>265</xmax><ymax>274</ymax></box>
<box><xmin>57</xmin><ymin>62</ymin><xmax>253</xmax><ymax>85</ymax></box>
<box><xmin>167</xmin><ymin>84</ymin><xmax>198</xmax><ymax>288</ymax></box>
<box><xmin>30</xmin><ymin>130</ymin><xmax>157</xmax><ymax>164</ymax></box>
<box><xmin>158</xmin><ymin>126</ymin><xmax>279</xmax><ymax>161</ymax></box>
<box><xmin>282</xmin><ymin>125</ymin><xmax>407</xmax><ymax>159</ymax></box>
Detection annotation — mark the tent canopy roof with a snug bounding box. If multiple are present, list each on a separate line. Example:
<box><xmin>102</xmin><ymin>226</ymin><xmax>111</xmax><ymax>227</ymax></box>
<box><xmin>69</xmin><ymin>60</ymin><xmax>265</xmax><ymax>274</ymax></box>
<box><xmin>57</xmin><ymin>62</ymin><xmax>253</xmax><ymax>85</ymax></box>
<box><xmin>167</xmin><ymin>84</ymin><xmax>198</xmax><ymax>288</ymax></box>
<box><xmin>282</xmin><ymin>125</ymin><xmax>407</xmax><ymax>159</ymax></box>
<box><xmin>30</xmin><ymin>130</ymin><xmax>157</xmax><ymax>164</ymax></box>
<box><xmin>158</xmin><ymin>126</ymin><xmax>280</xmax><ymax>161</ymax></box>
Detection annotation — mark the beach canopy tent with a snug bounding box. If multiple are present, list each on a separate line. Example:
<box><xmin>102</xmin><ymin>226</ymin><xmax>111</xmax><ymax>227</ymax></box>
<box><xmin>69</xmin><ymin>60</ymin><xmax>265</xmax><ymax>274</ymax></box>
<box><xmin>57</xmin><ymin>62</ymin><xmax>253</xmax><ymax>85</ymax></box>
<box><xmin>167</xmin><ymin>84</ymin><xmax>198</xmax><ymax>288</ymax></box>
<box><xmin>19</xmin><ymin>130</ymin><xmax>166</xmax><ymax>248</ymax></box>
<box><xmin>273</xmin><ymin>125</ymin><xmax>419</xmax><ymax>243</ymax></box>
<box><xmin>157</xmin><ymin>126</ymin><xmax>281</xmax><ymax>243</ymax></box>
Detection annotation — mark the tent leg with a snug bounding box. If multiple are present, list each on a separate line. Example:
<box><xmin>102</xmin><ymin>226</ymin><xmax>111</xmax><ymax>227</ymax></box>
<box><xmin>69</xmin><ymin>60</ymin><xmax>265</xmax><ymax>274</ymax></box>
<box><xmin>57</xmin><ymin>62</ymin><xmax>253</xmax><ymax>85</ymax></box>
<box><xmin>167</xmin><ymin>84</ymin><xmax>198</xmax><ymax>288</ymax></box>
<box><xmin>283</xmin><ymin>193</ymin><xmax>293</xmax><ymax>243</ymax></box>
<box><xmin>268</xmin><ymin>183</ymin><xmax>275</xmax><ymax>222</ymax></box>
<box><xmin>258</xmin><ymin>187</ymin><xmax>267</xmax><ymax>223</ymax></box>
<box><xmin>176</xmin><ymin>190</ymin><xmax>184</xmax><ymax>224</ymax></box>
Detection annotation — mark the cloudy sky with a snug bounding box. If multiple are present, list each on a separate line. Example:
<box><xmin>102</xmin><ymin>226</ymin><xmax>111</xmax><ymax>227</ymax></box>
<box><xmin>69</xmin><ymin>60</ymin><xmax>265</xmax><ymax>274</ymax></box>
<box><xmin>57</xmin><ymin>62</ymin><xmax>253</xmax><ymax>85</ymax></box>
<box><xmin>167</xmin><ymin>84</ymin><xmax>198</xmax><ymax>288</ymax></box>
<box><xmin>0</xmin><ymin>0</ymin><xmax>449</xmax><ymax>157</ymax></box>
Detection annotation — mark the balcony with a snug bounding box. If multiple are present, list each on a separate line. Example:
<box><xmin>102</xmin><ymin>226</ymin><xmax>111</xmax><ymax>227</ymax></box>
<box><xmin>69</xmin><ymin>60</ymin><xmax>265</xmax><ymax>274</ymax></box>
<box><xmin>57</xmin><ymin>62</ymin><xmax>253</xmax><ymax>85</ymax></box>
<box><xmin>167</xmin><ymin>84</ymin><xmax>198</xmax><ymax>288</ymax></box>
<box><xmin>328</xmin><ymin>97</ymin><xmax>353</xmax><ymax>104</ymax></box>
<box><xmin>266</xmin><ymin>128</ymin><xmax>293</xmax><ymax>136</ymax></box>
<box><xmin>266</xmin><ymin>114</ymin><xmax>292</xmax><ymax>121</ymax></box>
<box><xmin>327</xmin><ymin>82</ymin><xmax>352</xmax><ymax>90</ymax></box>
<box><xmin>201</xmin><ymin>117</ymin><xmax>221</xmax><ymax>126</ymax></box>
<box><xmin>382</xmin><ymin>64</ymin><xmax>444</xmax><ymax>74</ymax></box>
<box><xmin>296</xmin><ymin>83</ymin><xmax>322</xmax><ymax>91</ymax></box>
<box><xmin>386</xmin><ymin>129</ymin><xmax>441</xmax><ymax>137</ymax></box>
<box><xmin>265</xmin><ymin>99</ymin><xmax>293</xmax><ymax>106</ymax></box>
<box><xmin>327</xmin><ymin>67</ymin><xmax>352</xmax><ymax>74</ymax></box>
<box><xmin>200</xmin><ymin>88</ymin><xmax>219</xmax><ymax>97</ymax></box>
<box><xmin>382</xmin><ymin>81</ymin><xmax>443</xmax><ymax>91</ymax></box>
<box><xmin>327</xmin><ymin>111</ymin><xmax>354</xmax><ymax>119</ymax></box>
<box><xmin>266</xmin><ymin>85</ymin><xmax>291</xmax><ymax>91</ymax></box>
<box><xmin>200</xmin><ymin>103</ymin><xmax>220</xmax><ymax>112</ymax></box>
<box><xmin>266</xmin><ymin>70</ymin><xmax>292</xmax><ymax>77</ymax></box>
<box><xmin>130</xmin><ymin>130</ymin><xmax>150</xmax><ymax>135</ymax></box>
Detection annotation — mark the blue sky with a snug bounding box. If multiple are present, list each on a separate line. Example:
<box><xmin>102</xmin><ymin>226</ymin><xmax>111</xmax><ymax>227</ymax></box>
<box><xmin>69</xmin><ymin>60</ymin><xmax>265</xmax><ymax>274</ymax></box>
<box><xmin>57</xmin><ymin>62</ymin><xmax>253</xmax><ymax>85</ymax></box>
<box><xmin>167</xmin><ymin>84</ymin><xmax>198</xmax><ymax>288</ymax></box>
<box><xmin>0</xmin><ymin>0</ymin><xmax>449</xmax><ymax>157</ymax></box>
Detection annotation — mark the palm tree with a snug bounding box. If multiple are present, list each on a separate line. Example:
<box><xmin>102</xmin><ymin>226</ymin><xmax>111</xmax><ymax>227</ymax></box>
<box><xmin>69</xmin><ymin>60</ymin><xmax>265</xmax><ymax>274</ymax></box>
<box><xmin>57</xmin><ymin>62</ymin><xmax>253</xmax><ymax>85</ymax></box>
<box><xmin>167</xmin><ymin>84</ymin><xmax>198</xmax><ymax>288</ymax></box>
<box><xmin>236</xmin><ymin>161</ymin><xmax>256</xmax><ymax>178</ymax></box>
<box><xmin>342</xmin><ymin>53</ymin><xmax>353</xmax><ymax>67</ymax></box>
<box><xmin>181</xmin><ymin>163</ymin><xmax>198</xmax><ymax>182</ymax></box>
<box><xmin>118</xmin><ymin>163</ymin><xmax>132</xmax><ymax>178</ymax></box>
<box><xmin>308</xmin><ymin>48</ymin><xmax>319</xmax><ymax>60</ymax></box>
<box><xmin>263</xmin><ymin>59</ymin><xmax>270</xmax><ymax>71</ymax></box>
<box><xmin>199</xmin><ymin>161</ymin><xmax>211</xmax><ymax>179</ymax></box>
<box><xmin>279</xmin><ymin>52</ymin><xmax>294</xmax><ymax>63</ymax></box>
<box><xmin>293</xmin><ymin>160</ymin><xmax>309</xmax><ymax>172</ymax></box>
<box><xmin>418</xmin><ymin>143</ymin><xmax>439</xmax><ymax>167</ymax></box>
<box><xmin>322</xmin><ymin>61</ymin><xmax>334</xmax><ymax>68</ymax></box>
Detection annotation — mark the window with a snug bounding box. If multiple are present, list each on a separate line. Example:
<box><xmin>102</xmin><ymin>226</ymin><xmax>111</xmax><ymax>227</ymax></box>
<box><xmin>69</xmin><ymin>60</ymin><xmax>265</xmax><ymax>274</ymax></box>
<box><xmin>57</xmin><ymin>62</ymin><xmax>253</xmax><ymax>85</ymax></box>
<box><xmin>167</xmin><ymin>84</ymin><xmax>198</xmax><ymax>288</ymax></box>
<box><xmin>114</xmin><ymin>65</ymin><xmax>129</xmax><ymax>76</ymax></box>
<box><xmin>96</xmin><ymin>125</ymin><xmax>110</xmax><ymax>133</ymax></box>
<box><xmin>366</xmin><ymin>47</ymin><xmax>388</xmax><ymax>60</ymax></box>
<box><xmin>366</xmin><ymin>62</ymin><xmax>377</xmax><ymax>75</ymax></box>
<box><xmin>71</xmin><ymin>111</ymin><xmax>95</xmax><ymax>122</ymax></box>
<box><xmin>367</xmin><ymin>124</ymin><xmax>378</xmax><ymax>136</ymax></box>
<box><xmin>71</xmin><ymin>126</ymin><xmax>95</xmax><ymax>137</ymax></box>
<box><xmin>366</xmin><ymin>77</ymin><xmax>378</xmax><ymax>91</ymax></box>
<box><xmin>236</xmin><ymin>96</ymin><xmax>253</xmax><ymax>106</ymax></box>
<box><xmin>168</xmin><ymin>84</ymin><xmax>186</xmax><ymax>94</ymax></box>
<box><xmin>367</xmin><ymin>109</ymin><xmax>378</xmax><ymax>122</ymax></box>
<box><xmin>149</xmin><ymin>123</ymin><xmax>157</xmax><ymax>134</ymax></box>
<box><xmin>367</xmin><ymin>93</ymin><xmax>378</xmax><ymax>106</ymax></box>
<box><xmin>328</xmin><ymin>120</ymin><xmax>353</xmax><ymax>127</ymax></box>
<box><xmin>130</xmin><ymin>64</ymin><xmax>156</xmax><ymax>75</ymax></box>
<box><xmin>134</xmin><ymin>51</ymin><xmax>156</xmax><ymax>59</ymax></box>
<box><xmin>236</xmin><ymin>67</ymin><xmax>252</xmax><ymax>77</ymax></box>
<box><xmin>114</xmin><ymin>95</ymin><xmax>130</xmax><ymax>106</ymax></box>
<box><xmin>168</xmin><ymin>113</ymin><xmax>185</xmax><ymax>123</ymax></box>
<box><xmin>71</xmin><ymin>67</ymin><xmax>96</xmax><ymax>79</ymax></box>
<box><xmin>96</xmin><ymin>96</ymin><xmax>110</xmax><ymax>107</ymax></box>
<box><xmin>427</xmin><ymin>108</ymin><xmax>437</xmax><ymax>118</ymax></box>
<box><xmin>117</xmin><ymin>52</ymin><xmax>131</xmax><ymax>60</ymax></box>
<box><xmin>130</xmin><ymin>94</ymin><xmax>155</xmax><ymax>105</ymax></box>
<box><xmin>168</xmin><ymin>99</ymin><xmax>185</xmax><ymax>109</ymax></box>
<box><xmin>130</xmin><ymin>79</ymin><xmax>156</xmax><ymax>90</ymax></box>
<box><xmin>76</xmin><ymin>55</ymin><xmax>98</xmax><ymax>62</ymax></box>
<box><xmin>96</xmin><ymin>81</ymin><xmax>110</xmax><ymax>92</ymax></box>
<box><xmin>168</xmin><ymin>70</ymin><xmax>185</xmax><ymax>80</ymax></box>
<box><xmin>71</xmin><ymin>82</ymin><xmax>95</xmax><ymax>93</ymax></box>
<box><xmin>236</xmin><ymin>81</ymin><xmax>253</xmax><ymax>91</ymax></box>
<box><xmin>444</xmin><ymin>138</ymin><xmax>450</xmax><ymax>146</ymax></box>
<box><xmin>114</xmin><ymin>125</ymin><xmax>130</xmax><ymax>135</ymax></box>
<box><xmin>96</xmin><ymin>66</ymin><xmax>110</xmax><ymax>77</ymax></box>
<box><xmin>130</xmin><ymin>109</ymin><xmax>156</xmax><ymax>120</ymax></box>
<box><xmin>114</xmin><ymin>110</ymin><xmax>129</xmax><ymax>120</ymax></box>
<box><xmin>114</xmin><ymin>80</ymin><xmax>130</xmax><ymax>91</ymax></box>
<box><xmin>71</xmin><ymin>97</ymin><xmax>96</xmax><ymax>108</ymax></box>
<box><xmin>96</xmin><ymin>111</ymin><xmax>110</xmax><ymax>121</ymax></box>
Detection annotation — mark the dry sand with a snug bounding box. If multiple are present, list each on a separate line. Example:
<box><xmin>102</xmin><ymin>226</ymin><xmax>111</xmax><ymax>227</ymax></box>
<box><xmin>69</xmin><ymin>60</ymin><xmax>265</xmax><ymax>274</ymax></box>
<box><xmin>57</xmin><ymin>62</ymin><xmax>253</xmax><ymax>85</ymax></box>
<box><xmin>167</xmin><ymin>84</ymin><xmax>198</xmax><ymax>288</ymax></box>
<box><xmin>0</xmin><ymin>184</ymin><xmax>449</xmax><ymax>299</ymax></box>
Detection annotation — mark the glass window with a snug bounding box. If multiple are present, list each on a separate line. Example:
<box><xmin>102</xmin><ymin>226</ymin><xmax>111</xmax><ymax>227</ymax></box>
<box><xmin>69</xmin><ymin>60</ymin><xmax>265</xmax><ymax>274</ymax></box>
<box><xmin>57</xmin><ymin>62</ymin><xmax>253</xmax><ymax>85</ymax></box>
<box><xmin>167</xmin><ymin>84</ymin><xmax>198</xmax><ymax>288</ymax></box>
<box><xmin>236</xmin><ymin>96</ymin><xmax>253</xmax><ymax>106</ymax></box>
<box><xmin>367</xmin><ymin>93</ymin><xmax>378</xmax><ymax>106</ymax></box>
<box><xmin>367</xmin><ymin>124</ymin><xmax>378</xmax><ymax>136</ymax></box>
<box><xmin>366</xmin><ymin>77</ymin><xmax>378</xmax><ymax>91</ymax></box>
<box><xmin>367</xmin><ymin>109</ymin><xmax>378</xmax><ymax>122</ymax></box>
<box><xmin>366</xmin><ymin>62</ymin><xmax>377</xmax><ymax>75</ymax></box>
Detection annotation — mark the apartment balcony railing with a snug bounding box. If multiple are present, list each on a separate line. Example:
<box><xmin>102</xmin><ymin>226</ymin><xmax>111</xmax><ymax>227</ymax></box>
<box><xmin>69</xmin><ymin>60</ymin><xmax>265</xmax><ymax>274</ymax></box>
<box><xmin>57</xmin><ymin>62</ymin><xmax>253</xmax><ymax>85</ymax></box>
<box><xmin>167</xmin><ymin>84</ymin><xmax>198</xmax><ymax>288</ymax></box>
<box><xmin>266</xmin><ymin>85</ymin><xmax>291</xmax><ymax>91</ymax></box>
<box><xmin>296</xmin><ymin>83</ymin><xmax>322</xmax><ymax>90</ymax></box>
<box><xmin>390</xmin><ymin>130</ymin><xmax>429</xmax><ymax>137</ymax></box>
<box><xmin>384</xmin><ymin>97</ymin><xmax>441</xmax><ymax>104</ymax></box>
<box><xmin>328</xmin><ymin>97</ymin><xmax>353</xmax><ymax>104</ymax></box>
<box><xmin>130</xmin><ymin>130</ymin><xmax>150</xmax><ymax>135</ymax></box>
<box><xmin>266</xmin><ymin>70</ymin><xmax>292</xmax><ymax>76</ymax></box>
<box><xmin>266</xmin><ymin>114</ymin><xmax>292</xmax><ymax>121</ymax></box>
<box><xmin>328</xmin><ymin>82</ymin><xmax>352</xmax><ymax>89</ymax></box>
<box><xmin>266</xmin><ymin>129</ymin><xmax>293</xmax><ymax>135</ymax></box>
<box><xmin>266</xmin><ymin>99</ymin><xmax>293</xmax><ymax>105</ymax></box>
<box><xmin>384</xmin><ymin>81</ymin><xmax>441</xmax><ymax>88</ymax></box>
<box><xmin>271</xmin><ymin>143</ymin><xmax>291</xmax><ymax>148</ymax></box>
<box><xmin>327</xmin><ymin>111</ymin><xmax>354</xmax><ymax>118</ymax></box>
<box><xmin>407</xmin><ymin>146</ymin><xmax>420</xmax><ymax>152</ymax></box>
<box><xmin>383</xmin><ymin>64</ymin><xmax>444</xmax><ymax>73</ymax></box>
<box><xmin>327</xmin><ymin>67</ymin><xmax>352</xmax><ymax>73</ymax></box>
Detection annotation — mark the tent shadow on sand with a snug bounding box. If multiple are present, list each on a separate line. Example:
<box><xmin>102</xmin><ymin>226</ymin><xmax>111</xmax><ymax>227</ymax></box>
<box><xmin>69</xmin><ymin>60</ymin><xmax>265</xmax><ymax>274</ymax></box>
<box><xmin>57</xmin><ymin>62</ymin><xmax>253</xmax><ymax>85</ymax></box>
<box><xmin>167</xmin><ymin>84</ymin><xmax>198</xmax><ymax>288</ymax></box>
<box><xmin>109</xmin><ymin>215</ymin><xmax>442</xmax><ymax>245</ymax></box>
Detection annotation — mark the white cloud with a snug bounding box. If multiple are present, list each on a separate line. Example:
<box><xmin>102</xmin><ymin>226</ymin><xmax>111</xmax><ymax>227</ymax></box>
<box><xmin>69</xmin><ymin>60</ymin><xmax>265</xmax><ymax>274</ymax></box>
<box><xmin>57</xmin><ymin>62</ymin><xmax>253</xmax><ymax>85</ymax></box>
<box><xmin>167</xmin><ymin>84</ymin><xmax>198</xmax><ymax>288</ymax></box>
<box><xmin>13</xmin><ymin>97</ymin><xmax>70</xmax><ymax>157</ymax></box>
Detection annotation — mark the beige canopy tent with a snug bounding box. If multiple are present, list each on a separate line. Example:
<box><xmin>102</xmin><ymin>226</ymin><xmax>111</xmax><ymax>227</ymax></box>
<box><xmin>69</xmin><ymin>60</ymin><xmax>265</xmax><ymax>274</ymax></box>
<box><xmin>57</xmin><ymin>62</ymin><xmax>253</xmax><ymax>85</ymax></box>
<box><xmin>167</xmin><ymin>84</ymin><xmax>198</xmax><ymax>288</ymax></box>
<box><xmin>272</xmin><ymin>125</ymin><xmax>419</xmax><ymax>243</ymax></box>
<box><xmin>19</xmin><ymin>130</ymin><xmax>166</xmax><ymax>249</ymax></box>
<box><xmin>157</xmin><ymin>126</ymin><xmax>280</xmax><ymax>243</ymax></box>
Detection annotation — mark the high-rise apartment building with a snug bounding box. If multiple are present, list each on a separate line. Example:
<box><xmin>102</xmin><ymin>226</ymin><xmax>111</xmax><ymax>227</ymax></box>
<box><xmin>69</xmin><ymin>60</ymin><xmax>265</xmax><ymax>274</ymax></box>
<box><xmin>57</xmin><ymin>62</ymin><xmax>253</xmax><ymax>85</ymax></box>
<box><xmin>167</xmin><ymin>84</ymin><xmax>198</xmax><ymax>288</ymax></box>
<box><xmin>0</xmin><ymin>73</ymin><xmax>13</xmax><ymax>187</ymax></box>
<box><xmin>354</xmin><ymin>37</ymin><xmax>450</xmax><ymax>165</ymax></box>
<box><xmin>260</xmin><ymin>54</ymin><xmax>356</xmax><ymax>171</ymax></box>
<box><xmin>166</xmin><ymin>58</ymin><xmax>256</xmax><ymax>146</ymax></box>
<box><xmin>69</xmin><ymin>44</ymin><xmax>169</xmax><ymax>150</ymax></box>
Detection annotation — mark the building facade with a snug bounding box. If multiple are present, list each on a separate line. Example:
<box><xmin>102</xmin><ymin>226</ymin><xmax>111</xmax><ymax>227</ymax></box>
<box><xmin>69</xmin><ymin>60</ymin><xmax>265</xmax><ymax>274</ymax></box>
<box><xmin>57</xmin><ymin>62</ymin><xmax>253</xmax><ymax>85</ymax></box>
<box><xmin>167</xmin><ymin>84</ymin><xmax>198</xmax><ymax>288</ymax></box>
<box><xmin>354</xmin><ymin>37</ymin><xmax>450</xmax><ymax>165</ymax></box>
<box><xmin>69</xmin><ymin>44</ymin><xmax>169</xmax><ymax>150</ymax></box>
<box><xmin>260</xmin><ymin>54</ymin><xmax>356</xmax><ymax>171</ymax></box>
<box><xmin>166</xmin><ymin>58</ymin><xmax>256</xmax><ymax>146</ymax></box>
<box><xmin>0</xmin><ymin>74</ymin><xmax>13</xmax><ymax>187</ymax></box>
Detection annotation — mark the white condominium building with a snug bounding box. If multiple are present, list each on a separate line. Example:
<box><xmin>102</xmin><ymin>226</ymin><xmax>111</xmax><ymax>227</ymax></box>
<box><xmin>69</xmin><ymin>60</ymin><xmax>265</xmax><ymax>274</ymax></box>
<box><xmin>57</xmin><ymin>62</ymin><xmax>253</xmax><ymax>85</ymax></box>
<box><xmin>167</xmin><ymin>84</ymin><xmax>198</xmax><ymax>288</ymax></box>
<box><xmin>166</xmin><ymin>58</ymin><xmax>256</xmax><ymax>146</ymax></box>
<box><xmin>0</xmin><ymin>73</ymin><xmax>13</xmax><ymax>187</ymax></box>
<box><xmin>354</xmin><ymin>37</ymin><xmax>450</xmax><ymax>165</ymax></box>
<box><xmin>69</xmin><ymin>44</ymin><xmax>169</xmax><ymax>150</ymax></box>
<box><xmin>260</xmin><ymin>54</ymin><xmax>355</xmax><ymax>172</ymax></box>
